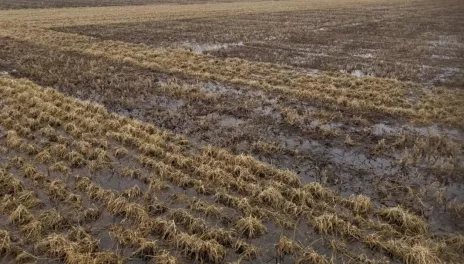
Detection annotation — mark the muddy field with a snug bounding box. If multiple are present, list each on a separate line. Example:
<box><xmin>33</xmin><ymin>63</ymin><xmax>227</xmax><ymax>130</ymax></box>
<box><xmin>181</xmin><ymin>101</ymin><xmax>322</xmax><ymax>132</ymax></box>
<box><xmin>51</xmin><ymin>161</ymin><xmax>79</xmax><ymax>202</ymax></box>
<box><xmin>0</xmin><ymin>0</ymin><xmax>265</xmax><ymax>9</ymax></box>
<box><xmin>0</xmin><ymin>0</ymin><xmax>463</xmax><ymax>263</ymax></box>
<box><xmin>57</xmin><ymin>0</ymin><xmax>464</xmax><ymax>86</ymax></box>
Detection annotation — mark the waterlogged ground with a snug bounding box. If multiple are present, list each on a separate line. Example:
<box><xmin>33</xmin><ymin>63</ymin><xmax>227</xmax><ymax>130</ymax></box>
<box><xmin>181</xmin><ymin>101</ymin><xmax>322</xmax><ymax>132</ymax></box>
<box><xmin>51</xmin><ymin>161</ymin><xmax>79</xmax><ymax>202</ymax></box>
<box><xmin>57</xmin><ymin>0</ymin><xmax>464</xmax><ymax>86</ymax></box>
<box><xmin>0</xmin><ymin>0</ymin><xmax>463</xmax><ymax>263</ymax></box>
<box><xmin>1</xmin><ymin>35</ymin><xmax>463</xmax><ymax>236</ymax></box>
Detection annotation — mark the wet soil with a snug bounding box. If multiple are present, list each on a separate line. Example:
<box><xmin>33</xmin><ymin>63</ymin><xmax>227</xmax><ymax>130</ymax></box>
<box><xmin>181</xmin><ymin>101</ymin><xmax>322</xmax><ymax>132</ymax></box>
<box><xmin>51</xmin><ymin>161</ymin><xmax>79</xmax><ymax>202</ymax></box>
<box><xmin>0</xmin><ymin>35</ymin><xmax>462</xmax><ymax>237</ymax></box>
<box><xmin>0</xmin><ymin>0</ymin><xmax>265</xmax><ymax>10</ymax></box>
<box><xmin>56</xmin><ymin>0</ymin><xmax>464</xmax><ymax>86</ymax></box>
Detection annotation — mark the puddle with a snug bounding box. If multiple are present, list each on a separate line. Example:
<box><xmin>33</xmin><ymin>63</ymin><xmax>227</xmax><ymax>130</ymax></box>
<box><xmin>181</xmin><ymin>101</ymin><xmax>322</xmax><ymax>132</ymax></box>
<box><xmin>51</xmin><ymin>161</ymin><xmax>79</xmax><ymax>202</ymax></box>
<box><xmin>181</xmin><ymin>41</ymin><xmax>244</xmax><ymax>54</ymax></box>
<box><xmin>371</xmin><ymin>123</ymin><xmax>400</xmax><ymax>136</ymax></box>
<box><xmin>426</xmin><ymin>66</ymin><xmax>463</xmax><ymax>84</ymax></box>
<box><xmin>431</xmin><ymin>54</ymin><xmax>452</xmax><ymax>60</ymax></box>
<box><xmin>371</xmin><ymin>123</ymin><xmax>464</xmax><ymax>140</ymax></box>
<box><xmin>354</xmin><ymin>53</ymin><xmax>375</xmax><ymax>59</ymax></box>
<box><xmin>429</xmin><ymin>35</ymin><xmax>463</xmax><ymax>48</ymax></box>
<box><xmin>146</xmin><ymin>95</ymin><xmax>184</xmax><ymax>111</ymax></box>
<box><xmin>201</xmin><ymin>82</ymin><xmax>241</xmax><ymax>95</ymax></box>
<box><xmin>351</xmin><ymin>69</ymin><xmax>365</xmax><ymax>78</ymax></box>
<box><xmin>254</xmin><ymin>105</ymin><xmax>274</xmax><ymax>116</ymax></box>
<box><xmin>219</xmin><ymin>116</ymin><xmax>245</xmax><ymax>127</ymax></box>
<box><xmin>340</xmin><ymin>69</ymin><xmax>374</xmax><ymax>78</ymax></box>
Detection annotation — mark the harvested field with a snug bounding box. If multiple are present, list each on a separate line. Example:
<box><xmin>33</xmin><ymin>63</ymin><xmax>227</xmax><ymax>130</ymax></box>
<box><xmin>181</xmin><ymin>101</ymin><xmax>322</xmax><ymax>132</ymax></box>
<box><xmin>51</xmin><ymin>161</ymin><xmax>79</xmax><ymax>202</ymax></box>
<box><xmin>56</xmin><ymin>0</ymin><xmax>464</xmax><ymax>86</ymax></box>
<box><xmin>0</xmin><ymin>0</ymin><xmax>267</xmax><ymax>9</ymax></box>
<box><xmin>0</xmin><ymin>0</ymin><xmax>463</xmax><ymax>263</ymax></box>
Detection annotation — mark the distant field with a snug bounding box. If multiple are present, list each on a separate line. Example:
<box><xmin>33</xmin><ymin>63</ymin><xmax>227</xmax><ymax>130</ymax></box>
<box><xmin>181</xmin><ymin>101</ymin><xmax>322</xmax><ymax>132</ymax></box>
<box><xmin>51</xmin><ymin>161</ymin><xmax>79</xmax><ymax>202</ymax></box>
<box><xmin>0</xmin><ymin>0</ymin><xmax>463</xmax><ymax>263</ymax></box>
<box><xmin>57</xmin><ymin>1</ymin><xmax>464</xmax><ymax>86</ymax></box>
<box><xmin>0</xmin><ymin>0</ymin><xmax>267</xmax><ymax>9</ymax></box>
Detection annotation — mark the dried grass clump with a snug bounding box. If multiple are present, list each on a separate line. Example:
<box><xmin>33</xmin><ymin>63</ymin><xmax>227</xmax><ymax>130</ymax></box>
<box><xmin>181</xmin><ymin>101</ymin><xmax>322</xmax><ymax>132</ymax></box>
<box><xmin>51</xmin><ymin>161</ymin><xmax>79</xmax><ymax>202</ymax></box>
<box><xmin>110</xmin><ymin>198</ymin><xmax>147</xmax><ymax>220</ymax></box>
<box><xmin>0</xmin><ymin>230</ymin><xmax>13</xmax><ymax>256</ymax></box>
<box><xmin>169</xmin><ymin>209</ymin><xmax>207</xmax><ymax>234</ymax></box>
<box><xmin>8</xmin><ymin>156</ymin><xmax>25</xmax><ymax>169</ymax></box>
<box><xmin>0</xmin><ymin>146</ymin><xmax>7</xmax><ymax>154</ymax></box>
<box><xmin>444</xmin><ymin>234</ymin><xmax>464</xmax><ymax>253</ymax></box>
<box><xmin>20</xmin><ymin>220</ymin><xmax>44</xmax><ymax>241</ymax></box>
<box><xmin>0</xmin><ymin>195</ymin><xmax>18</xmax><ymax>213</ymax></box>
<box><xmin>64</xmin><ymin>123</ymin><xmax>82</xmax><ymax>137</ymax></box>
<box><xmin>109</xmin><ymin>225</ymin><xmax>141</xmax><ymax>247</ymax></box>
<box><xmin>39</xmin><ymin>209</ymin><xmax>65</xmax><ymax>230</ymax></box>
<box><xmin>121</xmin><ymin>185</ymin><xmax>143</xmax><ymax>200</ymax></box>
<box><xmin>121</xmin><ymin>167</ymin><xmax>142</xmax><ymax>178</ymax></box>
<box><xmin>34</xmin><ymin>149</ymin><xmax>52</xmax><ymax>164</ymax></box>
<box><xmin>14</xmin><ymin>251</ymin><xmax>36</xmax><ymax>263</ymax></box>
<box><xmin>378</xmin><ymin>206</ymin><xmax>428</xmax><ymax>235</ymax></box>
<box><xmin>35</xmin><ymin>234</ymin><xmax>76</xmax><ymax>260</ymax></box>
<box><xmin>139</xmin><ymin>143</ymin><xmax>164</xmax><ymax>157</ymax></box>
<box><xmin>114</xmin><ymin>147</ymin><xmax>129</xmax><ymax>158</ymax></box>
<box><xmin>154</xmin><ymin>250</ymin><xmax>178</xmax><ymax>264</ymax></box>
<box><xmin>276</xmin><ymin>236</ymin><xmax>300</xmax><ymax>256</ymax></box>
<box><xmin>133</xmin><ymin>241</ymin><xmax>158</xmax><ymax>259</ymax></box>
<box><xmin>257</xmin><ymin>187</ymin><xmax>285</xmax><ymax>207</ymax></box>
<box><xmin>304</xmin><ymin>182</ymin><xmax>334</xmax><ymax>201</ymax></box>
<box><xmin>49</xmin><ymin>162</ymin><xmax>70</xmax><ymax>175</ymax></box>
<box><xmin>6</xmin><ymin>130</ymin><xmax>22</xmax><ymax>149</ymax></box>
<box><xmin>19</xmin><ymin>143</ymin><xmax>39</xmax><ymax>155</ymax></box>
<box><xmin>234</xmin><ymin>240</ymin><xmax>259</xmax><ymax>260</ymax></box>
<box><xmin>88</xmin><ymin>160</ymin><xmax>105</xmax><ymax>172</ymax></box>
<box><xmin>175</xmin><ymin>233</ymin><xmax>226</xmax><ymax>263</ymax></box>
<box><xmin>346</xmin><ymin>194</ymin><xmax>372</xmax><ymax>215</ymax></box>
<box><xmin>188</xmin><ymin>198</ymin><xmax>222</xmax><ymax>218</ymax></box>
<box><xmin>310</xmin><ymin>213</ymin><xmax>361</xmax><ymax>238</ymax></box>
<box><xmin>92</xmin><ymin>252</ymin><xmax>122</xmax><ymax>264</ymax></box>
<box><xmin>147</xmin><ymin>178</ymin><xmax>169</xmax><ymax>193</ymax></box>
<box><xmin>81</xmin><ymin>207</ymin><xmax>102</xmax><ymax>222</ymax></box>
<box><xmin>283</xmin><ymin>187</ymin><xmax>309</xmax><ymax>206</ymax></box>
<box><xmin>404</xmin><ymin>243</ymin><xmax>441</xmax><ymax>264</ymax></box>
<box><xmin>448</xmin><ymin>200</ymin><xmax>464</xmax><ymax>219</ymax></box>
<box><xmin>50</xmin><ymin>143</ymin><xmax>68</xmax><ymax>157</ymax></box>
<box><xmin>66</xmin><ymin>193</ymin><xmax>82</xmax><ymax>206</ymax></box>
<box><xmin>193</xmin><ymin>180</ymin><xmax>212</xmax><ymax>195</ymax></box>
<box><xmin>9</xmin><ymin>205</ymin><xmax>33</xmax><ymax>225</ymax></box>
<box><xmin>107</xmin><ymin>196</ymin><xmax>130</xmax><ymax>216</ymax></box>
<box><xmin>68</xmin><ymin>227</ymin><xmax>99</xmax><ymax>253</ymax></box>
<box><xmin>89</xmin><ymin>147</ymin><xmax>111</xmax><ymax>162</ymax></box>
<box><xmin>147</xmin><ymin>201</ymin><xmax>168</xmax><ymax>216</ymax></box>
<box><xmin>66</xmin><ymin>151</ymin><xmax>86</xmax><ymax>168</ymax></box>
<box><xmin>234</xmin><ymin>216</ymin><xmax>266</xmax><ymax>238</ymax></box>
<box><xmin>201</xmin><ymin>228</ymin><xmax>235</xmax><ymax>248</ymax></box>
<box><xmin>17</xmin><ymin>190</ymin><xmax>43</xmax><ymax>209</ymax></box>
<box><xmin>21</xmin><ymin>164</ymin><xmax>37</xmax><ymax>179</ymax></box>
<box><xmin>296</xmin><ymin>247</ymin><xmax>331</xmax><ymax>264</ymax></box>
<box><xmin>374</xmin><ymin>138</ymin><xmax>388</xmax><ymax>154</ymax></box>
<box><xmin>274</xmin><ymin>169</ymin><xmax>301</xmax><ymax>187</ymax></box>
<box><xmin>0</xmin><ymin>170</ymin><xmax>24</xmax><ymax>195</ymax></box>
<box><xmin>46</xmin><ymin>180</ymin><xmax>68</xmax><ymax>201</ymax></box>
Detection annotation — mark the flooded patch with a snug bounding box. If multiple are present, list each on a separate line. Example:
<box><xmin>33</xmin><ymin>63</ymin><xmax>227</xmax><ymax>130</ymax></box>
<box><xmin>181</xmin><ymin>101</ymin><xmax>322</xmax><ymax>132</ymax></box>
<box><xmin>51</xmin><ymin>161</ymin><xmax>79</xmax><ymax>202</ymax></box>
<box><xmin>200</xmin><ymin>82</ymin><xmax>241</xmax><ymax>95</ymax></box>
<box><xmin>219</xmin><ymin>116</ymin><xmax>245</xmax><ymax>127</ymax></box>
<box><xmin>181</xmin><ymin>41</ymin><xmax>244</xmax><ymax>54</ymax></box>
<box><xmin>431</xmin><ymin>54</ymin><xmax>453</xmax><ymax>60</ymax></box>
<box><xmin>351</xmin><ymin>69</ymin><xmax>365</xmax><ymax>78</ymax></box>
<box><xmin>354</xmin><ymin>53</ymin><xmax>375</xmax><ymax>59</ymax></box>
<box><xmin>371</xmin><ymin>123</ymin><xmax>464</xmax><ymax>140</ymax></box>
<box><xmin>429</xmin><ymin>35</ymin><xmax>463</xmax><ymax>48</ymax></box>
